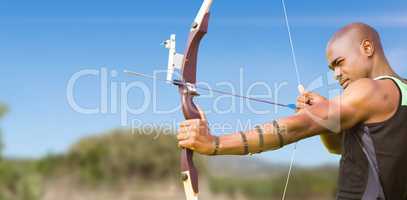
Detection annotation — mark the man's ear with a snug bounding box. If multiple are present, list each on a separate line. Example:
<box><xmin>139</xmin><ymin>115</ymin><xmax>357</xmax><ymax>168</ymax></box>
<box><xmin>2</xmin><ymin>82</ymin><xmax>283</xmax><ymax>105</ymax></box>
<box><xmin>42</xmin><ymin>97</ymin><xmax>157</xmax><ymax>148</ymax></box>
<box><xmin>360</xmin><ymin>39</ymin><xmax>374</xmax><ymax>57</ymax></box>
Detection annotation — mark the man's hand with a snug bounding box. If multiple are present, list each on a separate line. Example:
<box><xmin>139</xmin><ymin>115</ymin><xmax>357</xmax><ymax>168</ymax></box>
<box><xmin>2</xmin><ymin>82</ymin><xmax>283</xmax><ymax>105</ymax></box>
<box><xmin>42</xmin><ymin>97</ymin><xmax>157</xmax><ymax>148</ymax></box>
<box><xmin>295</xmin><ymin>86</ymin><xmax>342</xmax><ymax>154</ymax></box>
<box><xmin>177</xmin><ymin>106</ymin><xmax>217</xmax><ymax>155</ymax></box>
<box><xmin>296</xmin><ymin>85</ymin><xmax>328</xmax><ymax>112</ymax></box>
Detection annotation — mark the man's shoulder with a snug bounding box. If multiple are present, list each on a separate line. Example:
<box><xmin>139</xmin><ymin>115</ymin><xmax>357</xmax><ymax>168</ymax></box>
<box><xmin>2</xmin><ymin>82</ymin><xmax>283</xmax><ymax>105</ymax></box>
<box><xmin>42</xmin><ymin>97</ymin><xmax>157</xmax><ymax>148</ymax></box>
<box><xmin>343</xmin><ymin>78</ymin><xmax>378</xmax><ymax>101</ymax></box>
<box><xmin>341</xmin><ymin>78</ymin><xmax>395</xmax><ymax>112</ymax></box>
<box><xmin>345</xmin><ymin>77</ymin><xmax>399</xmax><ymax>95</ymax></box>
<box><xmin>345</xmin><ymin>78</ymin><xmax>401</xmax><ymax>123</ymax></box>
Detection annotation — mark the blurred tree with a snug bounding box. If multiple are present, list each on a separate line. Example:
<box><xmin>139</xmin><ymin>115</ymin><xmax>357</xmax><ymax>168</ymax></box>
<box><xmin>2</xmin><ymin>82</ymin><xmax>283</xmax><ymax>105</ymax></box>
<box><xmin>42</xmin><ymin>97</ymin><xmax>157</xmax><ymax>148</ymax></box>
<box><xmin>0</xmin><ymin>103</ymin><xmax>7</xmax><ymax>158</ymax></box>
<box><xmin>0</xmin><ymin>104</ymin><xmax>7</xmax><ymax>119</ymax></box>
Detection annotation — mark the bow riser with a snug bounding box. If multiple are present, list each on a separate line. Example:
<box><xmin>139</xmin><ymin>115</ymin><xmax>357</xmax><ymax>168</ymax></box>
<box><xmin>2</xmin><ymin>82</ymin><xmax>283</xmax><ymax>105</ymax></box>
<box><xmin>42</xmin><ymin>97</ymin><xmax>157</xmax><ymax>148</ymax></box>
<box><xmin>178</xmin><ymin>1</ymin><xmax>213</xmax><ymax>199</ymax></box>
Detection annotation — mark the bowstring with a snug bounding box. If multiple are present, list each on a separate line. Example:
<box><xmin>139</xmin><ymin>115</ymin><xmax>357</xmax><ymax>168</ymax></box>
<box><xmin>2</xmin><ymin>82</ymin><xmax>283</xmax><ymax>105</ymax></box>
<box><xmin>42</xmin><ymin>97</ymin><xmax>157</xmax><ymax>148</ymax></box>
<box><xmin>280</xmin><ymin>0</ymin><xmax>301</xmax><ymax>199</ymax></box>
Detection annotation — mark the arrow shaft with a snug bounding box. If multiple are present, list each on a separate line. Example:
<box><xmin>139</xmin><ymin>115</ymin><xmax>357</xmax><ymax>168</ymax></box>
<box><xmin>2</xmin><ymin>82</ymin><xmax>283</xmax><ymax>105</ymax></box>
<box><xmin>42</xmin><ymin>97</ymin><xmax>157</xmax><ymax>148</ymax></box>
<box><xmin>125</xmin><ymin>70</ymin><xmax>296</xmax><ymax>109</ymax></box>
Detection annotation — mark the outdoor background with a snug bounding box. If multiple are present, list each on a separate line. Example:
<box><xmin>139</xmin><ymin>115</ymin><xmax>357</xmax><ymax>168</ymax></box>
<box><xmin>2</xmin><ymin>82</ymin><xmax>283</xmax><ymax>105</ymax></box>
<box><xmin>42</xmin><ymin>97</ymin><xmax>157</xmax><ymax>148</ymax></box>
<box><xmin>0</xmin><ymin>0</ymin><xmax>406</xmax><ymax>199</ymax></box>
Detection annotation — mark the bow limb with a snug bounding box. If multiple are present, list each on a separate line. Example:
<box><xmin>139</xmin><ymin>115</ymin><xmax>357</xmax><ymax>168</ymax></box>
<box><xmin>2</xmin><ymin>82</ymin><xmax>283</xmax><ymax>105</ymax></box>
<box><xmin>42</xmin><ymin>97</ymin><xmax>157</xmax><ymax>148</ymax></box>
<box><xmin>280</xmin><ymin>0</ymin><xmax>303</xmax><ymax>199</ymax></box>
<box><xmin>179</xmin><ymin>0</ymin><xmax>213</xmax><ymax>199</ymax></box>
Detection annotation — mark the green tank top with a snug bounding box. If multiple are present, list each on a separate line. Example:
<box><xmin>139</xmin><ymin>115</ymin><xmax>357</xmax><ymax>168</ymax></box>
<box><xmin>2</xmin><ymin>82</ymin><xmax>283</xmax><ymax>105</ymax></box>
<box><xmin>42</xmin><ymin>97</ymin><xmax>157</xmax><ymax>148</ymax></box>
<box><xmin>374</xmin><ymin>75</ymin><xmax>407</xmax><ymax>106</ymax></box>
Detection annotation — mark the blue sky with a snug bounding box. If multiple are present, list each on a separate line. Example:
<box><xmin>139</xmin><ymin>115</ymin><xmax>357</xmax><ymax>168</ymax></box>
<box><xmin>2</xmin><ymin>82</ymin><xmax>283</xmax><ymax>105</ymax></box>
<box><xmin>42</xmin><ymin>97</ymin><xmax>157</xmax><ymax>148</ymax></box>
<box><xmin>0</xmin><ymin>0</ymin><xmax>406</xmax><ymax>166</ymax></box>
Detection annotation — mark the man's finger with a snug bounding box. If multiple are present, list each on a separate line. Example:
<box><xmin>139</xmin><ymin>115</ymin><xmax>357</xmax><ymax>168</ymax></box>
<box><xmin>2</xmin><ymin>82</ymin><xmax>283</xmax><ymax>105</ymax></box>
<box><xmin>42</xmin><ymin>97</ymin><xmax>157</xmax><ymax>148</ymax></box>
<box><xmin>177</xmin><ymin>131</ymin><xmax>188</xmax><ymax>140</ymax></box>
<box><xmin>179</xmin><ymin>121</ymin><xmax>191</xmax><ymax>127</ymax></box>
<box><xmin>297</xmin><ymin>95</ymin><xmax>306</xmax><ymax>102</ymax></box>
<box><xmin>179</xmin><ymin>119</ymin><xmax>200</xmax><ymax>127</ymax></box>
<box><xmin>296</xmin><ymin>102</ymin><xmax>307</xmax><ymax>108</ymax></box>
<box><xmin>179</xmin><ymin>140</ymin><xmax>194</xmax><ymax>150</ymax></box>
<box><xmin>179</xmin><ymin>119</ymin><xmax>196</xmax><ymax>126</ymax></box>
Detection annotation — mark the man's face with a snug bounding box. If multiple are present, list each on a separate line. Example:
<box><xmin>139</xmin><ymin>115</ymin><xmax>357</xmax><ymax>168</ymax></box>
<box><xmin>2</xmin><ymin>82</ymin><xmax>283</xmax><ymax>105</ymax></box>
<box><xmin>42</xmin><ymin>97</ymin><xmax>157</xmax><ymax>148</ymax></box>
<box><xmin>326</xmin><ymin>38</ymin><xmax>371</xmax><ymax>89</ymax></box>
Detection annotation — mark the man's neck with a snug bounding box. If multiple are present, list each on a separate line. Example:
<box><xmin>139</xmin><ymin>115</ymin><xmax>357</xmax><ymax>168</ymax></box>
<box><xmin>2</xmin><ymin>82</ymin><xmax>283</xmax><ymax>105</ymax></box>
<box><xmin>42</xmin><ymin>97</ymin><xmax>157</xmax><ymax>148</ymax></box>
<box><xmin>370</xmin><ymin>57</ymin><xmax>398</xmax><ymax>78</ymax></box>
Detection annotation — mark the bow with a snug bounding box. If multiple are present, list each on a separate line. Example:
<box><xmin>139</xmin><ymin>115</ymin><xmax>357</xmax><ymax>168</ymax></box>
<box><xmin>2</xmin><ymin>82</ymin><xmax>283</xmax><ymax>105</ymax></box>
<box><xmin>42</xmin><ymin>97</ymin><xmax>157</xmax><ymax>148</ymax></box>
<box><xmin>164</xmin><ymin>0</ymin><xmax>213</xmax><ymax>199</ymax></box>
<box><xmin>163</xmin><ymin>0</ymin><xmax>301</xmax><ymax>199</ymax></box>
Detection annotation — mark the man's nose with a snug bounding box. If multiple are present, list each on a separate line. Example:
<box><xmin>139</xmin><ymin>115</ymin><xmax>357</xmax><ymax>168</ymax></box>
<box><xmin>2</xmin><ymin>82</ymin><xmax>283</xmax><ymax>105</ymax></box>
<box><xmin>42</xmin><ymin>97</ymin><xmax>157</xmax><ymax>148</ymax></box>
<box><xmin>334</xmin><ymin>67</ymin><xmax>341</xmax><ymax>80</ymax></box>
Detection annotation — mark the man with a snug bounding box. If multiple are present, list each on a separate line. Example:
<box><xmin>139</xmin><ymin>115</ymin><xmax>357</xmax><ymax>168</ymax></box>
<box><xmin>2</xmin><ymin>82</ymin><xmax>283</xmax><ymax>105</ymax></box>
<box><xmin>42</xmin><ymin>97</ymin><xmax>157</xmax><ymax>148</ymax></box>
<box><xmin>177</xmin><ymin>23</ymin><xmax>407</xmax><ymax>199</ymax></box>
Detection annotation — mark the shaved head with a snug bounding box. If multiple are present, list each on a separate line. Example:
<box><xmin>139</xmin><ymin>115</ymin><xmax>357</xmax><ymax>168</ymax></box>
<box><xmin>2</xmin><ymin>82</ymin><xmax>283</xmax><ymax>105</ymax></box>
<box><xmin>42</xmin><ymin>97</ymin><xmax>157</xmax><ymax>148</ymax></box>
<box><xmin>328</xmin><ymin>23</ymin><xmax>383</xmax><ymax>55</ymax></box>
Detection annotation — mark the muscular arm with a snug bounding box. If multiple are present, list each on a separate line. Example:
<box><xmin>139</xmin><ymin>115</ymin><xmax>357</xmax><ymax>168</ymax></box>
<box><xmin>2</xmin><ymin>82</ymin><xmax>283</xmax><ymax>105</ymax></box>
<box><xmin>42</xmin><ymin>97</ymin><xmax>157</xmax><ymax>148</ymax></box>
<box><xmin>215</xmin><ymin>79</ymin><xmax>380</xmax><ymax>155</ymax></box>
